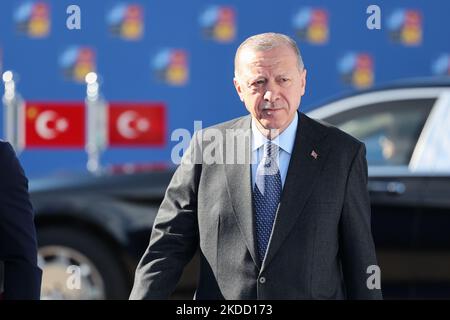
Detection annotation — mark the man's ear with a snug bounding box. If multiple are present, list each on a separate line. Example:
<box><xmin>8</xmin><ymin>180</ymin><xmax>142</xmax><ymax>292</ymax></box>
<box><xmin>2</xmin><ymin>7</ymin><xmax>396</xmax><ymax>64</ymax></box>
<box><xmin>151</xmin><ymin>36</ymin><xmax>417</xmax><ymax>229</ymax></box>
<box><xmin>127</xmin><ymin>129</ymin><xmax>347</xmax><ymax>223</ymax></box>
<box><xmin>299</xmin><ymin>68</ymin><xmax>307</xmax><ymax>96</ymax></box>
<box><xmin>233</xmin><ymin>77</ymin><xmax>244</xmax><ymax>102</ymax></box>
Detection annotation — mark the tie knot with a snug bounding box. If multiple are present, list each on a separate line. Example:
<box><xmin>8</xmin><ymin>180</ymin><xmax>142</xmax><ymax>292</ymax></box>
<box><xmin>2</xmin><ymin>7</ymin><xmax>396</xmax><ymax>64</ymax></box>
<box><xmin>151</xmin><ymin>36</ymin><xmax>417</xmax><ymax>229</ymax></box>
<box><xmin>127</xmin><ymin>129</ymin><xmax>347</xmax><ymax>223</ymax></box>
<box><xmin>264</xmin><ymin>141</ymin><xmax>279</xmax><ymax>160</ymax></box>
<box><xmin>261</xmin><ymin>141</ymin><xmax>279</xmax><ymax>174</ymax></box>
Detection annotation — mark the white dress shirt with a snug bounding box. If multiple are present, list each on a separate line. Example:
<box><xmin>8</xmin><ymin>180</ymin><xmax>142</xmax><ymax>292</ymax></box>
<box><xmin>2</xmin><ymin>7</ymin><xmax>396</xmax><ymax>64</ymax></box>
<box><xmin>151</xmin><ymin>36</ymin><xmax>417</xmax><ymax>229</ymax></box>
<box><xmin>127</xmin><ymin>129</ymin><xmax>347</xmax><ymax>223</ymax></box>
<box><xmin>251</xmin><ymin>112</ymin><xmax>298</xmax><ymax>190</ymax></box>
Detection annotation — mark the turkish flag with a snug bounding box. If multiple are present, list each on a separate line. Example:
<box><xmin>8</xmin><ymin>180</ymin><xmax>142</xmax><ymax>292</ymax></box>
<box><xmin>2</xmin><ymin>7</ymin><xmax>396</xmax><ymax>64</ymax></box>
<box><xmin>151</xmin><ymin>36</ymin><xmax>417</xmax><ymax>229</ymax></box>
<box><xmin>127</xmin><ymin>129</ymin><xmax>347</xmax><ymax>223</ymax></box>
<box><xmin>23</xmin><ymin>102</ymin><xmax>85</xmax><ymax>148</ymax></box>
<box><xmin>107</xmin><ymin>102</ymin><xmax>166</xmax><ymax>146</ymax></box>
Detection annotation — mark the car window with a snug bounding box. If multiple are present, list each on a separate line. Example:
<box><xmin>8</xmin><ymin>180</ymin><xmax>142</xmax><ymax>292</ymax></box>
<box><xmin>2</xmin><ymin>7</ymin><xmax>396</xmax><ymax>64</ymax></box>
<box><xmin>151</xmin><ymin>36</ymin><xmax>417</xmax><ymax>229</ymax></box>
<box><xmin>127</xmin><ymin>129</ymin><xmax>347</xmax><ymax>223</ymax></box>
<box><xmin>410</xmin><ymin>93</ymin><xmax>450</xmax><ymax>172</ymax></box>
<box><xmin>323</xmin><ymin>99</ymin><xmax>435</xmax><ymax>166</ymax></box>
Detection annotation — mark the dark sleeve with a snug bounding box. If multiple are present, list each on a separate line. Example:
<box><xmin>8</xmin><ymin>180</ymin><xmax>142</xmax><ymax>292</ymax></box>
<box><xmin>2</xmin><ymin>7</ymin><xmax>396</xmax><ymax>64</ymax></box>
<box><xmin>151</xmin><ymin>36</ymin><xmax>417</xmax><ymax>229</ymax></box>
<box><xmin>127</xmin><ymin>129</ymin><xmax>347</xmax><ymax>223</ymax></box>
<box><xmin>339</xmin><ymin>143</ymin><xmax>383</xmax><ymax>299</ymax></box>
<box><xmin>0</xmin><ymin>142</ymin><xmax>42</xmax><ymax>300</ymax></box>
<box><xmin>129</xmin><ymin>133</ymin><xmax>201</xmax><ymax>299</ymax></box>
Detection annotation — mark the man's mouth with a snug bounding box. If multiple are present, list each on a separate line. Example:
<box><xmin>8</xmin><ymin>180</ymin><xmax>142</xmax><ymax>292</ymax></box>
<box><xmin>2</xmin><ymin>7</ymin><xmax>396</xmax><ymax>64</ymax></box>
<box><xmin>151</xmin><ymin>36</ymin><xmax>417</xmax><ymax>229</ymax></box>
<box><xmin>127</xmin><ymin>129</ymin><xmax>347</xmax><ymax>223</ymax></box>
<box><xmin>261</xmin><ymin>108</ymin><xmax>282</xmax><ymax>114</ymax></box>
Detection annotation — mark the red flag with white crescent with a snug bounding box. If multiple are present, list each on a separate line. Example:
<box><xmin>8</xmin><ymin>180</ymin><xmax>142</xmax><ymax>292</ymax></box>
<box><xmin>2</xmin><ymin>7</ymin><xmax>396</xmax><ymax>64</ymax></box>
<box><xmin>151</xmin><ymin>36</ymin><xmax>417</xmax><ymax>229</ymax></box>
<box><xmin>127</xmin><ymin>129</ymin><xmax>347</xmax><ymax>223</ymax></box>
<box><xmin>107</xmin><ymin>102</ymin><xmax>166</xmax><ymax>146</ymax></box>
<box><xmin>23</xmin><ymin>101</ymin><xmax>85</xmax><ymax>148</ymax></box>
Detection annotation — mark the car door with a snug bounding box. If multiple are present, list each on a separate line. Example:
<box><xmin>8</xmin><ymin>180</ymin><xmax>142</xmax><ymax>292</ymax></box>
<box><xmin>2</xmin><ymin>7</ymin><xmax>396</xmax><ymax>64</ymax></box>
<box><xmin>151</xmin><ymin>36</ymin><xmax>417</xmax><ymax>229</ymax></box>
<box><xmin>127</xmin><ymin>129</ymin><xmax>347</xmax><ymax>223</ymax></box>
<box><xmin>310</xmin><ymin>93</ymin><xmax>437</xmax><ymax>298</ymax></box>
<box><xmin>406</xmin><ymin>92</ymin><xmax>450</xmax><ymax>298</ymax></box>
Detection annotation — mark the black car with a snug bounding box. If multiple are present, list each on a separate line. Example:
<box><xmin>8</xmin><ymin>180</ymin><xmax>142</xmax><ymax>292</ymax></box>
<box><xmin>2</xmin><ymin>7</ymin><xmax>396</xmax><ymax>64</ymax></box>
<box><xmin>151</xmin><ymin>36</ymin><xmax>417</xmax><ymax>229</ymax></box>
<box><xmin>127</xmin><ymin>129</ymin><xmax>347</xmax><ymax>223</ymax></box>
<box><xmin>32</xmin><ymin>78</ymin><xmax>450</xmax><ymax>299</ymax></box>
<box><xmin>32</xmin><ymin>166</ymin><xmax>195</xmax><ymax>300</ymax></box>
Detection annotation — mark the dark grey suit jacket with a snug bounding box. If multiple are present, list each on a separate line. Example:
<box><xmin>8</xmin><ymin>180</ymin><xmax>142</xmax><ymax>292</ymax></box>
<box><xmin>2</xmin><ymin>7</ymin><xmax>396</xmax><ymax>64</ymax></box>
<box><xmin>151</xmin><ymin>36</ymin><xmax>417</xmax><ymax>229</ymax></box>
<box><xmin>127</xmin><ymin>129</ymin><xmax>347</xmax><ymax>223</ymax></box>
<box><xmin>130</xmin><ymin>112</ymin><xmax>382</xmax><ymax>299</ymax></box>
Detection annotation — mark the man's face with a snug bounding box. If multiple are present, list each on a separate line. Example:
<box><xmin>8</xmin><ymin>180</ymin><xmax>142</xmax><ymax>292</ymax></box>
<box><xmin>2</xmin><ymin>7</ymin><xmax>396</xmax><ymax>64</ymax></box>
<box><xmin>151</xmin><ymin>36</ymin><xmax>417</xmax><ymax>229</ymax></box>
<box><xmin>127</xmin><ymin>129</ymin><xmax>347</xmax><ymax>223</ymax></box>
<box><xmin>234</xmin><ymin>45</ymin><xmax>307</xmax><ymax>135</ymax></box>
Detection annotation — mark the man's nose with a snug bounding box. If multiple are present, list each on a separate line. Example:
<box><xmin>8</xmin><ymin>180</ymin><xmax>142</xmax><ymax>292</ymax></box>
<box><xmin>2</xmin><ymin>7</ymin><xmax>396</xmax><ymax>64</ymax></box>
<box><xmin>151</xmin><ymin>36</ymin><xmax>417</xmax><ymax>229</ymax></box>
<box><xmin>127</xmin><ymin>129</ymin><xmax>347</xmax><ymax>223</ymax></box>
<box><xmin>263</xmin><ymin>84</ymin><xmax>280</xmax><ymax>102</ymax></box>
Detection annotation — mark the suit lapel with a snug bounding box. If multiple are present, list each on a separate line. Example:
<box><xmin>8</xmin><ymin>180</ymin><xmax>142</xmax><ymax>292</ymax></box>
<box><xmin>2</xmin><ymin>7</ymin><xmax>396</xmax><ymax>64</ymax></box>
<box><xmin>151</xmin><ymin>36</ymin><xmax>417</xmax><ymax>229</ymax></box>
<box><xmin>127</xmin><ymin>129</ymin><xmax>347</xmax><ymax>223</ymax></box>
<box><xmin>262</xmin><ymin>112</ymin><xmax>330</xmax><ymax>270</ymax></box>
<box><xmin>223</xmin><ymin>116</ymin><xmax>260</xmax><ymax>268</ymax></box>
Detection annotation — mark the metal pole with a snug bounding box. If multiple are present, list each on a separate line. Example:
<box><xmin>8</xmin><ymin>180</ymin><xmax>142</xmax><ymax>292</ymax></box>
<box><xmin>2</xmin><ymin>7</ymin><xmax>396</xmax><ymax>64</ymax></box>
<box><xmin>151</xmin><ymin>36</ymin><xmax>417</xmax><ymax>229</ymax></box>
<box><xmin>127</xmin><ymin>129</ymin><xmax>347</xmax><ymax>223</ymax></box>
<box><xmin>85</xmin><ymin>72</ymin><xmax>106</xmax><ymax>175</ymax></box>
<box><xmin>2</xmin><ymin>70</ymin><xmax>24</xmax><ymax>154</ymax></box>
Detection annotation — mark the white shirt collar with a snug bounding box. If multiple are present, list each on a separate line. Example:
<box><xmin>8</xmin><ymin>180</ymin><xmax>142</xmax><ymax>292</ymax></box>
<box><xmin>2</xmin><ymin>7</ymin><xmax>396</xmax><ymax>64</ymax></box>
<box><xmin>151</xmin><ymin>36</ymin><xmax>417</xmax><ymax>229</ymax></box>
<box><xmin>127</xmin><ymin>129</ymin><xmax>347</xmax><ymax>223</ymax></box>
<box><xmin>251</xmin><ymin>112</ymin><xmax>298</xmax><ymax>154</ymax></box>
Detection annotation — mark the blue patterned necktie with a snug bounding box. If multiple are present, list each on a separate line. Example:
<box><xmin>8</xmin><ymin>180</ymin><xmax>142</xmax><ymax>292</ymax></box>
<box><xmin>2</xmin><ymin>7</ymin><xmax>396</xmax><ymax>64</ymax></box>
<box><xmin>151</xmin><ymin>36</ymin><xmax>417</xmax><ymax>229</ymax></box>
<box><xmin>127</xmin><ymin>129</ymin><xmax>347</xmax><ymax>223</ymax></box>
<box><xmin>253</xmin><ymin>141</ymin><xmax>282</xmax><ymax>263</ymax></box>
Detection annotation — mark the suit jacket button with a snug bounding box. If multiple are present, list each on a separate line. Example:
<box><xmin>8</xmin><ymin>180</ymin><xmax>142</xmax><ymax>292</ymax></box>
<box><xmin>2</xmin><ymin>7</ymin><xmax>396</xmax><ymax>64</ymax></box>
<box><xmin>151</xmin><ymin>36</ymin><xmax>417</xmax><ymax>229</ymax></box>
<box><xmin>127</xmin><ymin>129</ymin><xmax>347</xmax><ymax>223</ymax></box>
<box><xmin>259</xmin><ymin>277</ymin><xmax>266</xmax><ymax>284</ymax></box>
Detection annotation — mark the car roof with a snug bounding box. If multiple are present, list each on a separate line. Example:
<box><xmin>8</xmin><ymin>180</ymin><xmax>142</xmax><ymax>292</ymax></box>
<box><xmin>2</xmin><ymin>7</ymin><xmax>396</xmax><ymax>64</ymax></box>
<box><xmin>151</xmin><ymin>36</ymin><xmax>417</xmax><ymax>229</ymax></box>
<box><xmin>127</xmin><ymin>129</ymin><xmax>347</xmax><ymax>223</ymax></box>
<box><xmin>306</xmin><ymin>76</ymin><xmax>450</xmax><ymax>110</ymax></box>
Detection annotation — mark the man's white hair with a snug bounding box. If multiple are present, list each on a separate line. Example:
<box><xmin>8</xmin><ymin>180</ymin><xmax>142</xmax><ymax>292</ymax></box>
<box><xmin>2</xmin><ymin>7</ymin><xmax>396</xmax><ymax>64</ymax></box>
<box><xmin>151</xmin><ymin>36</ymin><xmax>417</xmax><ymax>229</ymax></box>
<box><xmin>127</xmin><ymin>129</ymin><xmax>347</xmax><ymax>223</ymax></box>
<box><xmin>234</xmin><ymin>32</ymin><xmax>304</xmax><ymax>78</ymax></box>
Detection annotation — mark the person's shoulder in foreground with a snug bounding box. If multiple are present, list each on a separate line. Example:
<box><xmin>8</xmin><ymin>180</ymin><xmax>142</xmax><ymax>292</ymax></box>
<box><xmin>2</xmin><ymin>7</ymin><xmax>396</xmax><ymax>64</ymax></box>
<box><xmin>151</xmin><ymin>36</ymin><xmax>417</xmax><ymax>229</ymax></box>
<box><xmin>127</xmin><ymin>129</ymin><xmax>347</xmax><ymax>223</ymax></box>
<box><xmin>0</xmin><ymin>140</ymin><xmax>42</xmax><ymax>300</ymax></box>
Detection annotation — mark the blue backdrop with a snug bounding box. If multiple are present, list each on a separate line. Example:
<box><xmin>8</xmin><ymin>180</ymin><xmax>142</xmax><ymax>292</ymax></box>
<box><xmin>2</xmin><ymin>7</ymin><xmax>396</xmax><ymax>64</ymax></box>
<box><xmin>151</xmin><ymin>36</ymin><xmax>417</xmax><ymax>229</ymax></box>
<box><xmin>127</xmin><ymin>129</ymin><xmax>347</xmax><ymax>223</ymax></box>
<box><xmin>0</xmin><ymin>0</ymin><xmax>449</xmax><ymax>178</ymax></box>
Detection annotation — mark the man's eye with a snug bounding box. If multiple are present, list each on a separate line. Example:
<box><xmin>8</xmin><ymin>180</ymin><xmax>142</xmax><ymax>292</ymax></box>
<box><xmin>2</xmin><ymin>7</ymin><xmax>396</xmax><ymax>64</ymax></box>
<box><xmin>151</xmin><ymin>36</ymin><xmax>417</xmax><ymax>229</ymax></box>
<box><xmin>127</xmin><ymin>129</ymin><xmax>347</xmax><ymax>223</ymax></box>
<box><xmin>252</xmin><ymin>79</ymin><xmax>266</xmax><ymax>86</ymax></box>
<box><xmin>279</xmin><ymin>78</ymin><xmax>291</xmax><ymax>86</ymax></box>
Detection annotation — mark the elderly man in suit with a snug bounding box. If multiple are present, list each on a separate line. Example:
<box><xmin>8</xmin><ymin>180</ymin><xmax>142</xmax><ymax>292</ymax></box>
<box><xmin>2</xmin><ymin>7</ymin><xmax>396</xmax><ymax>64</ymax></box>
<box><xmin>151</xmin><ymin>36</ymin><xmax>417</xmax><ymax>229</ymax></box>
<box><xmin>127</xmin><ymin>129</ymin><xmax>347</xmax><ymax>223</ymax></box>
<box><xmin>0</xmin><ymin>141</ymin><xmax>41</xmax><ymax>299</ymax></box>
<box><xmin>130</xmin><ymin>32</ymin><xmax>382</xmax><ymax>299</ymax></box>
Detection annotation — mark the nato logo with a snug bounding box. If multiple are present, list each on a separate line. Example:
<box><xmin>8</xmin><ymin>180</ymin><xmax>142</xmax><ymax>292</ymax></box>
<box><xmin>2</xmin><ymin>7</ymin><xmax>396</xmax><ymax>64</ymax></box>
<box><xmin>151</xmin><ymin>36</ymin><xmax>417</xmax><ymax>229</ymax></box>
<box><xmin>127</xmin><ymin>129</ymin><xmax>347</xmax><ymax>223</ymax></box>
<box><xmin>59</xmin><ymin>46</ymin><xmax>96</xmax><ymax>83</ymax></box>
<box><xmin>338</xmin><ymin>53</ymin><xmax>374</xmax><ymax>89</ymax></box>
<box><xmin>152</xmin><ymin>49</ymin><xmax>189</xmax><ymax>86</ymax></box>
<box><xmin>14</xmin><ymin>1</ymin><xmax>50</xmax><ymax>38</ymax></box>
<box><xmin>106</xmin><ymin>3</ymin><xmax>144</xmax><ymax>40</ymax></box>
<box><xmin>199</xmin><ymin>6</ymin><xmax>236</xmax><ymax>43</ymax></box>
<box><xmin>292</xmin><ymin>7</ymin><xmax>328</xmax><ymax>45</ymax></box>
<box><xmin>387</xmin><ymin>9</ymin><xmax>422</xmax><ymax>46</ymax></box>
